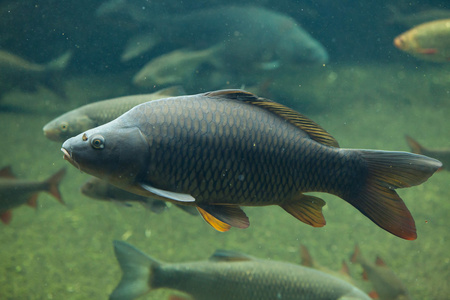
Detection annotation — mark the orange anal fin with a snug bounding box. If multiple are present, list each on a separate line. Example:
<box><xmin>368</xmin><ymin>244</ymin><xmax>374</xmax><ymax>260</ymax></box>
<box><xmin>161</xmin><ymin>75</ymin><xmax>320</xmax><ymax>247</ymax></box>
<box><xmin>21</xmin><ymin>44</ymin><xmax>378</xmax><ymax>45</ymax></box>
<box><xmin>369</xmin><ymin>290</ymin><xmax>379</xmax><ymax>299</ymax></box>
<box><xmin>281</xmin><ymin>194</ymin><xmax>326</xmax><ymax>227</ymax></box>
<box><xmin>362</xmin><ymin>269</ymin><xmax>369</xmax><ymax>281</ymax></box>
<box><xmin>197</xmin><ymin>204</ymin><xmax>249</xmax><ymax>231</ymax></box>
<box><xmin>300</xmin><ymin>244</ymin><xmax>314</xmax><ymax>267</ymax></box>
<box><xmin>27</xmin><ymin>194</ymin><xmax>39</xmax><ymax>208</ymax></box>
<box><xmin>350</xmin><ymin>244</ymin><xmax>363</xmax><ymax>264</ymax></box>
<box><xmin>1</xmin><ymin>211</ymin><xmax>12</xmax><ymax>224</ymax></box>
<box><xmin>418</xmin><ymin>48</ymin><xmax>438</xmax><ymax>54</ymax></box>
<box><xmin>340</xmin><ymin>260</ymin><xmax>351</xmax><ymax>276</ymax></box>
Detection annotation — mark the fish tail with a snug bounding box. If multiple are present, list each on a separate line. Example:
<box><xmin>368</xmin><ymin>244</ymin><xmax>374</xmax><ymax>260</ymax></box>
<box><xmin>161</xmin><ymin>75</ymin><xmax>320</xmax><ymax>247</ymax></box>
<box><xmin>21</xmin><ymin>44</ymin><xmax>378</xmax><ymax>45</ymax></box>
<box><xmin>110</xmin><ymin>240</ymin><xmax>160</xmax><ymax>300</ymax></box>
<box><xmin>45</xmin><ymin>168</ymin><xmax>67</xmax><ymax>205</ymax></box>
<box><xmin>45</xmin><ymin>50</ymin><xmax>73</xmax><ymax>72</ymax></box>
<box><xmin>343</xmin><ymin>150</ymin><xmax>441</xmax><ymax>240</ymax></box>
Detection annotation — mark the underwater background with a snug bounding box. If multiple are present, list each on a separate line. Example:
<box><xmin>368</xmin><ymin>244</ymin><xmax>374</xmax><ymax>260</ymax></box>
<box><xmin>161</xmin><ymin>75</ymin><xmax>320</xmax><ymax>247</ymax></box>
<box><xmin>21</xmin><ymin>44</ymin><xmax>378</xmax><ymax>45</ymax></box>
<box><xmin>0</xmin><ymin>0</ymin><xmax>449</xmax><ymax>299</ymax></box>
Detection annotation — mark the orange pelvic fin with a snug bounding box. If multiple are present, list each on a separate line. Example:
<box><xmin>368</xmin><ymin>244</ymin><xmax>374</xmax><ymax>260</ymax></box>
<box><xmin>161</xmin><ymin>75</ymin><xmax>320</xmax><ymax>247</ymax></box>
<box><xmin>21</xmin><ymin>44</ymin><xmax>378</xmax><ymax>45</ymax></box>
<box><xmin>197</xmin><ymin>204</ymin><xmax>249</xmax><ymax>232</ymax></box>
<box><xmin>281</xmin><ymin>194</ymin><xmax>326</xmax><ymax>227</ymax></box>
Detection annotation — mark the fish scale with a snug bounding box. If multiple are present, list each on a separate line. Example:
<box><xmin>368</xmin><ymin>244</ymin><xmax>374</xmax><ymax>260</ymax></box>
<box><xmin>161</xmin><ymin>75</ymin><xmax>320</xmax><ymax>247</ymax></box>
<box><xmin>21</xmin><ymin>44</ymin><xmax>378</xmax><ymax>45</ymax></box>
<box><xmin>61</xmin><ymin>89</ymin><xmax>442</xmax><ymax>239</ymax></box>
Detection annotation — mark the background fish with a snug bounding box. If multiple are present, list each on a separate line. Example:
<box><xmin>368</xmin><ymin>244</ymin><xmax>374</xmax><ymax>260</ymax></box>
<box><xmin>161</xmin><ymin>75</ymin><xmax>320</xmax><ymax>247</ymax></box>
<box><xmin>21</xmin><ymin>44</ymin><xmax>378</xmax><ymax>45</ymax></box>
<box><xmin>81</xmin><ymin>176</ymin><xmax>167</xmax><ymax>214</ymax></box>
<box><xmin>300</xmin><ymin>244</ymin><xmax>355</xmax><ymax>285</ymax></box>
<box><xmin>110</xmin><ymin>240</ymin><xmax>371</xmax><ymax>300</ymax></box>
<box><xmin>133</xmin><ymin>46</ymin><xmax>224</xmax><ymax>87</ymax></box>
<box><xmin>0</xmin><ymin>166</ymin><xmax>66</xmax><ymax>224</ymax></box>
<box><xmin>43</xmin><ymin>86</ymin><xmax>185</xmax><ymax>142</ymax></box>
<box><xmin>406</xmin><ymin>135</ymin><xmax>449</xmax><ymax>171</ymax></box>
<box><xmin>394</xmin><ymin>19</ymin><xmax>450</xmax><ymax>62</ymax></box>
<box><xmin>351</xmin><ymin>245</ymin><xmax>412</xmax><ymax>300</ymax></box>
<box><xmin>81</xmin><ymin>177</ymin><xmax>198</xmax><ymax>215</ymax></box>
<box><xmin>0</xmin><ymin>50</ymin><xmax>72</xmax><ymax>100</ymax></box>
<box><xmin>61</xmin><ymin>90</ymin><xmax>442</xmax><ymax>240</ymax></box>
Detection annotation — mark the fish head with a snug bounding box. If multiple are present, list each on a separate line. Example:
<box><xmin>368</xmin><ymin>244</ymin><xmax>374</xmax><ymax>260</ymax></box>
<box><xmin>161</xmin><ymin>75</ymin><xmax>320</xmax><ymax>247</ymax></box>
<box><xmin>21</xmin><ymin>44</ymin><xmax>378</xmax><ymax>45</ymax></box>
<box><xmin>80</xmin><ymin>177</ymin><xmax>107</xmax><ymax>199</ymax></box>
<box><xmin>277</xmin><ymin>29</ymin><xmax>329</xmax><ymax>65</ymax></box>
<box><xmin>61</xmin><ymin>122</ymin><xmax>149</xmax><ymax>186</ymax></box>
<box><xmin>393</xmin><ymin>34</ymin><xmax>410</xmax><ymax>51</ymax></box>
<box><xmin>43</xmin><ymin>114</ymin><xmax>95</xmax><ymax>142</ymax></box>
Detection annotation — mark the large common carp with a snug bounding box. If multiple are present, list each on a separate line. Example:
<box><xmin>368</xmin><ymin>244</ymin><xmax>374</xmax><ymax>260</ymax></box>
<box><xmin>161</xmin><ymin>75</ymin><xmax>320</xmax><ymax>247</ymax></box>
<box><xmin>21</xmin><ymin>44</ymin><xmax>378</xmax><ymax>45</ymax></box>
<box><xmin>61</xmin><ymin>90</ymin><xmax>441</xmax><ymax>240</ymax></box>
<box><xmin>110</xmin><ymin>240</ymin><xmax>371</xmax><ymax>300</ymax></box>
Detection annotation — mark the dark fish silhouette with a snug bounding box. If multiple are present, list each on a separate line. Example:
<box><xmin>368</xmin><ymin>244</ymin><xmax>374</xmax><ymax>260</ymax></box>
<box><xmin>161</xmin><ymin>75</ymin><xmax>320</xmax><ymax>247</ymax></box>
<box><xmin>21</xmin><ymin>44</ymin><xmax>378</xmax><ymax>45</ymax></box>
<box><xmin>81</xmin><ymin>176</ymin><xmax>197</xmax><ymax>215</ymax></box>
<box><xmin>110</xmin><ymin>240</ymin><xmax>371</xmax><ymax>300</ymax></box>
<box><xmin>0</xmin><ymin>166</ymin><xmax>66</xmax><ymax>224</ymax></box>
<box><xmin>61</xmin><ymin>90</ymin><xmax>441</xmax><ymax>239</ymax></box>
<box><xmin>0</xmin><ymin>50</ymin><xmax>71</xmax><ymax>100</ymax></box>
<box><xmin>351</xmin><ymin>245</ymin><xmax>412</xmax><ymax>300</ymax></box>
<box><xmin>406</xmin><ymin>135</ymin><xmax>449</xmax><ymax>171</ymax></box>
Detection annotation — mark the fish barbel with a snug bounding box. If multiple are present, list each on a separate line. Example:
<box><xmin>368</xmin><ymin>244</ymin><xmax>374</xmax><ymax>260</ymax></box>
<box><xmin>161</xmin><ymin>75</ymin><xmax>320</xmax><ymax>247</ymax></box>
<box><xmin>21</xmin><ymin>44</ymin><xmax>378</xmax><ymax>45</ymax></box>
<box><xmin>61</xmin><ymin>90</ymin><xmax>441</xmax><ymax>239</ymax></box>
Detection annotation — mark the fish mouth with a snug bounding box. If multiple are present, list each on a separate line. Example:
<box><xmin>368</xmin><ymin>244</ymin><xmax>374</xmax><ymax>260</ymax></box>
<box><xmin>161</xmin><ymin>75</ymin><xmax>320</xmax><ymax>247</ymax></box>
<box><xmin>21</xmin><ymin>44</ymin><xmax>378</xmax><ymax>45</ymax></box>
<box><xmin>61</xmin><ymin>147</ymin><xmax>81</xmax><ymax>171</ymax></box>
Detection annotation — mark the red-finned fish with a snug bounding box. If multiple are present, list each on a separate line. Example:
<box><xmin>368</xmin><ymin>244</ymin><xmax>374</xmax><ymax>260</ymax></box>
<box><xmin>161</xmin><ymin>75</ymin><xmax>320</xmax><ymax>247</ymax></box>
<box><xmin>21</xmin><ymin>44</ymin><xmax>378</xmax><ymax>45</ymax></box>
<box><xmin>405</xmin><ymin>135</ymin><xmax>449</xmax><ymax>171</ymax></box>
<box><xmin>0</xmin><ymin>166</ymin><xmax>66</xmax><ymax>224</ymax></box>
<box><xmin>351</xmin><ymin>245</ymin><xmax>412</xmax><ymax>300</ymax></box>
<box><xmin>300</xmin><ymin>244</ymin><xmax>355</xmax><ymax>285</ymax></box>
<box><xmin>61</xmin><ymin>90</ymin><xmax>442</xmax><ymax>240</ymax></box>
<box><xmin>110</xmin><ymin>240</ymin><xmax>372</xmax><ymax>300</ymax></box>
<box><xmin>394</xmin><ymin>19</ymin><xmax>450</xmax><ymax>62</ymax></box>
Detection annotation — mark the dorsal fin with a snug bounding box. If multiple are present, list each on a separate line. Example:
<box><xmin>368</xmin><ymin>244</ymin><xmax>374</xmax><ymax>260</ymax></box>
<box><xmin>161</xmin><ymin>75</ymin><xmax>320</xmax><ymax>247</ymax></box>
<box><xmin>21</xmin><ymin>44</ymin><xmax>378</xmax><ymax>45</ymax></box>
<box><xmin>206</xmin><ymin>90</ymin><xmax>339</xmax><ymax>147</ymax></box>
<box><xmin>0</xmin><ymin>166</ymin><xmax>16</xmax><ymax>179</ymax></box>
<box><xmin>209</xmin><ymin>250</ymin><xmax>254</xmax><ymax>262</ymax></box>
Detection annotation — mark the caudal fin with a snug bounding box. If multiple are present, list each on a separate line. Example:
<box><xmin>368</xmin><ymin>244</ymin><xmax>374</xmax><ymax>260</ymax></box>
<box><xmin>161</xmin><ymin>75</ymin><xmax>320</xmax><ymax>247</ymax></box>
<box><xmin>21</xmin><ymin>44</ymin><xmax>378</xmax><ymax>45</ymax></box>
<box><xmin>110</xmin><ymin>241</ymin><xmax>159</xmax><ymax>300</ymax></box>
<box><xmin>44</xmin><ymin>168</ymin><xmax>67</xmax><ymax>205</ymax></box>
<box><xmin>344</xmin><ymin>150</ymin><xmax>441</xmax><ymax>240</ymax></box>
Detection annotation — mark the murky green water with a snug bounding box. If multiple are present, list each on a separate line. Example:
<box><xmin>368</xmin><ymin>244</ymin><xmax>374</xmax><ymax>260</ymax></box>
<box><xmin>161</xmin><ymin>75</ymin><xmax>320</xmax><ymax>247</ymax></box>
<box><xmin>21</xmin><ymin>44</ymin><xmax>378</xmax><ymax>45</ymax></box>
<box><xmin>0</xmin><ymin>62</ymin><xmax>448</xmax><ymax>299</ymax></box>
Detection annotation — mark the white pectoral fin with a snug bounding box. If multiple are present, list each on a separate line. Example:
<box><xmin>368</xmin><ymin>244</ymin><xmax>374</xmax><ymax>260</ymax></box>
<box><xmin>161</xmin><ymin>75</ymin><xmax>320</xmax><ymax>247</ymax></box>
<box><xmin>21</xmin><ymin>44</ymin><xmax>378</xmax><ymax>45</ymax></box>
<box><xmin>141</xmin><ymin>184</ymin><xmax>195</xmax><ymax>203</ymax></box>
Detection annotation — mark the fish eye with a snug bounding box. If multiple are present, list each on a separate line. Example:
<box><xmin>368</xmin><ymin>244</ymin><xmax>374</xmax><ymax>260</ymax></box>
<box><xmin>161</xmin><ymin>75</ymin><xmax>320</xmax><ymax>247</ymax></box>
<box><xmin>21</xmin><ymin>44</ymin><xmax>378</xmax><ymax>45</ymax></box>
<box><xmin>90</xmin><ymin>135</ymin><xmax>105</xmax><ymax>149</ymax></box>
<box><xmin>60</xmin><ymin>122</ymin><xmax>69</xmax><ymax>132</ymax></box>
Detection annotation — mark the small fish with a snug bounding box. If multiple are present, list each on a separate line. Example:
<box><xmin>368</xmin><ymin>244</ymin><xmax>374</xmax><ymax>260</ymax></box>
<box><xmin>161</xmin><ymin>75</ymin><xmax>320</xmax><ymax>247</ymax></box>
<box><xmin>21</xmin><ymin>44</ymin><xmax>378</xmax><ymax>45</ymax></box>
<box><xmin>394</xmin><ymin>19</ymin><xmax>450</xmax><ymax>62</ymax></box>
<box><xmin>0</xmin><ymin>166</ymin><xmax>66</xmax><ymax>224</ymax></box>
<box><xmin>61</xmin><ymin>90</ymin><xmax>442</xmax><ymax>240</ymax></box>
<box><xmin>81</xmin><ymin>177</ymin><xmax>198</xmax><ymax>215</ymax></box>
<box><xmin>120</xmin><ymin>32</ymin><xmax>161</xmax><ymax>62</ymax></box>
<box><xmin>110</xmin><ymin>240</ymin><xmax>372</xmax><ymax>300</ymax></box>
<box><xmin>351</xmin><ymin>245</ymin><xmax>412</xmax><ymax>300</ymax></box>
<box><xmin>43</xmin><ymin>86</ymin><xmax>185</xmax><ymax>142</ymax></box>
<box><xmin>0</xmin><ymin>50</ymin><xmax>72</xmax><ymax>99</ymax></box>
<box><xmin>132</xmin><ymin>46</ymin><xmax>224</xmax><ymax>87</ymax></box>
<box><xmin>300</xmin><ymin>244</ymin><xmax>355</xmax><ymax>285</ymax></box>
<box><xmin>81</xmin><ymin>176</ymin><xmax>168</xmax><ymax>214</ymax></box>
<box><xmin>387</xmin><ymin>5</ymin><xmax>450</xmax><ymax>27</ymax></box>
<box><xmin>406</xmin><ymin>135</ymin><xmax>449</xmax><ymax>171</ymax></box>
